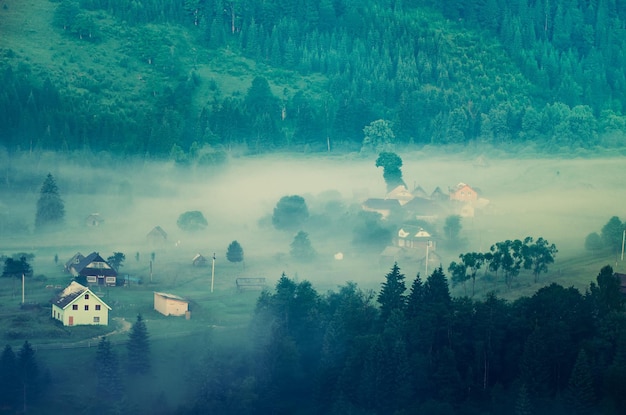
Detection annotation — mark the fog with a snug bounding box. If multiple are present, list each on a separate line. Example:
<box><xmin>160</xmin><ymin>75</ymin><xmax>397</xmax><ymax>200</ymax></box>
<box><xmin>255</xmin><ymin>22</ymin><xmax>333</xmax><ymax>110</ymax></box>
<box><xmin>2</xmin><ymin>148</ymin><xmax>626</xmax><ymax>294</ymax></box>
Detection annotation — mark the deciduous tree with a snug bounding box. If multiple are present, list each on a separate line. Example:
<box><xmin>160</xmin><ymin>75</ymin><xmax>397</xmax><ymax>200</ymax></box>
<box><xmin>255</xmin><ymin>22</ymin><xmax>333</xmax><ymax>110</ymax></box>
<box><xmin>226</xmin><ymin>240</ymin><xmax>244</xmax><ymax>264</ymax></box>
<box><xmin>290</xmin><ymin>231</ymin><xmax>316</xmax><ymax>262</ymax></box>
<box><xmin>272</xmin><ymin>195</ymin><xmax>309</xmax><ymax>231</ymax></box>
<box><xmin>375</xmin><ymin>151</ymin><xmax>406</xmax><ymax>191</ymax></box>
<box><xmin>177</xmin><ymin>210</ymin><xmax>208</xmax><ymax>232</ymax></box>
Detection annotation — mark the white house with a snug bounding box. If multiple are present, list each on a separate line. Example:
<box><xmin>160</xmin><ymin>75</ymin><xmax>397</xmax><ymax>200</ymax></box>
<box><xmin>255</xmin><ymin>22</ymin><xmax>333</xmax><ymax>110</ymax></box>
<box><xmin>154</xmin><ymin>292</ymin><xmax>189</xmax><ymax>317</ymax></box>
<box><xmin>51</xmin><ymin>281</ymin><xmax>111</xmax><ymax>326</ymax></box>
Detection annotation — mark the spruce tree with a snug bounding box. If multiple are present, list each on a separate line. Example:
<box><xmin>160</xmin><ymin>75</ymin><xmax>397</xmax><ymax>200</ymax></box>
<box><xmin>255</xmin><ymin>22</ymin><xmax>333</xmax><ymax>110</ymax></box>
<box><xmin>18</xmin><ymin>341</ymin><xmax>40</xmax><ymax>409</ymax></box>
<box><xmin>127</xmin><ymin>314</ymin><xmax>151</xmax><ymax>374</ymax></box>
<box><xmin>377</xmin><ymin>263</ymin><xmax>406</xmax><ymax>321</ymax></box>
<box><xmin>35</xmin><ymin>173</ymin><xmax>65</xmax><ymax>231</ymax></box>
<box><xmin>95</xmin><ymin>337</ymin><xmax>122</xmax><ymax>401</ymax></box>
<box><xmin>0</xmin><ymin>345</ymin><xmax>19</xmax><ymax>410</ymax></box>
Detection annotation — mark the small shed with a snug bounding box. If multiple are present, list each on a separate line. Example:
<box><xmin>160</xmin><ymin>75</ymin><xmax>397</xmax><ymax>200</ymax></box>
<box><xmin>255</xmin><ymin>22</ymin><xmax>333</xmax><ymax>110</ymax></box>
<box><xmin>192</xmin><ymin>253</ymin><xmax>208</xmax><ymax>267</ymax></box>
<box><xmin>85</xmin><ymin>213</ymin><xmax>104</xmax><ymax>227</ymax></box>
<box><xmin>154</xmin><ymin>292</ymin><xmax>189</xmax><ymax>317</ymax></box>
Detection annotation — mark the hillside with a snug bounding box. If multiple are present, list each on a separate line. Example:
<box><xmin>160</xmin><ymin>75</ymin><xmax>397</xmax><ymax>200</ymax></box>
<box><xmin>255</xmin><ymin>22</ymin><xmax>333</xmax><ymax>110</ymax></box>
<box><xmin>1</xmin><ymin>0</ymin><xmax>625</xmax><ymax>158</ymax></box>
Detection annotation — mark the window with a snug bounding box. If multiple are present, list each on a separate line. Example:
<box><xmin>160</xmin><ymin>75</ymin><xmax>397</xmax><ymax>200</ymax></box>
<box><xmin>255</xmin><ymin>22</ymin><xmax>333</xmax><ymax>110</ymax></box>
<box><xmin>72</xmin><ymin>304</ymin><xmax>78</xmax><ymax>310</ymax></box>
<box><xmin>84</xmin><ymin>305</ymin><xmax>89</xmax><ymax>311</ymax></box>
<box><xmin>95</xmin><ymin>304</ymin><xmax>101</xmax><ymax>311</ymax></box>
<box><xmin>84</xmin><ymin>294</ymin><xmax>90</xmax><ymax>300</ymax></box>
<box><xmin>93</xmin><ymin>317</ymin><xmax>100</xmax><ymax>323</ymax></box>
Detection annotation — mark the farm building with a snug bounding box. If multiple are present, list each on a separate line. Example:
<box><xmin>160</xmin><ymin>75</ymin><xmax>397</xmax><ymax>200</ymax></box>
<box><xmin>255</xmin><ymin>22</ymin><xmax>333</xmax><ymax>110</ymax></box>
<box><xmin>192</xmin><ymin>253</ymin><xmax>208</xmax><ymax>267</ymax></box>
<box><xmin>154</xmin><ymin>292</ymin><xmax>189</xmax><ymax>317</ymax></box>
<box><xmin>147</xmin><ymin>226</ymin><xmax>168</xmax><ymax>245</ymax></box>
<box><xmin>51</xmin><ymin>281</ymin><xmax>111</xmax><ymax>326</ymax></box>
<box><xmin>67</xmin><ymin>252</ymin><xmax>117</xmax><ymax>286</ymax></box>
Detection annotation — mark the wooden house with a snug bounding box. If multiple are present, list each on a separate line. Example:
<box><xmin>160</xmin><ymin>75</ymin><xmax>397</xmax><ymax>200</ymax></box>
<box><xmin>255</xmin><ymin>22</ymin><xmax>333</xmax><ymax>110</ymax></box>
<box><xmin>394</xmin><ymin>225</ymin><xmax>436</xmax><ymax>251</ymax></box>
<box><xmin>385</xmin><ymin>185</ymin><xmax>414</xmax><ymax>206</ymax></box>
<box><xmin>192</xmin><ymin>253</ymin><xmax>208</xmax><ymax>267</ymax></box>
<box><xmin>64</xmin><ymin>252</ymin><xmax>85</xmax><ymax>273</ymax></box>
<box><xmin>85</xmin><ymin>213</ymin><xmax>104</xmax><ymax>227</ymax></box>
<box><xmin>430</xmin><ymin>186</ymin><xmax>448</xmax><ymax>201</ymax></box>
<box><xmin>51</xmin><ymin>281</ymin><xmax>111</xmax><ymax>326</ymax></box>
<box><xmin>147</xmin><ymin>226</ymin><xmax>168</xmax><ymax>245</ymax></box>
<box><xmin>361</xmin><ymin>198</ymin><xmax>401</xmax><ymax>220</ymax></box>
<box><xmin>449</xmin><ymin>182</ymin><xmax>478</xmax><ymax>203</ymax></box>
<box><xmin>411</xmin><ymin>185</ymin><xmax>429</xmax><ymax>199</ymax></box>
<box><xmin>68</xmin><ymin>252</ymin><xmax>117</xmax><ymax>286</ymax></box>
<box><xmin>402</xmin><ymin>197</ymin><xmax>443</xmax><ymax>222</ymax></box>
<box><xmin>154</xmin><ymin>292</ymin><xmax>189</xmax><ymax>317</ymax></box>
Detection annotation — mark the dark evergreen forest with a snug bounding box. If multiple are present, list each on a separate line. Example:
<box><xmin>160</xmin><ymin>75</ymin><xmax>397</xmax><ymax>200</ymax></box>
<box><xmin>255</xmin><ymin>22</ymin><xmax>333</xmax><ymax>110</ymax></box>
<box><xmin>2</xmin><ymin>0</ymin><xmax>625</xmax><ymax>157</ymax></box>
<box><xmin>186</xmin><ymin>264</ymin><xmax>626</xmax><ymax>415</ymax></box>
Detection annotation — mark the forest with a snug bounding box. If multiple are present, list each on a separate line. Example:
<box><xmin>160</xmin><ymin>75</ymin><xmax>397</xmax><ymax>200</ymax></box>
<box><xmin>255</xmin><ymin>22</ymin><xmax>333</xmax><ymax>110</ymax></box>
<box><xmin>1</xmin><ymin>0</ymin><xmax>626</xmax><ymax>158</ymax></box>
<box><xmin>3</xmin><ymin>263</ymin><xmax>626</xmax><ymax>415</ymax></box>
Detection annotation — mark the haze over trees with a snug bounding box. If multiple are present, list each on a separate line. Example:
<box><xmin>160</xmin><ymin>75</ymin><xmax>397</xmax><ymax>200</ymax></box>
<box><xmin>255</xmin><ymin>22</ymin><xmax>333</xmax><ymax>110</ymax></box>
<box><xmin>272</xmin><ymin>195</ymin><xmax>309</xmax><ymax>231</ymax></box>
<box><xmin>226</xmin><ymin>240</ymin><xmax>244</xmax><ymax>264</ymax></box>
<box><xmin>35</xmin><ymin>174</ymin><xmax>64</xmax><ymax>231</ymax></box>
<box><xmin>177</xmin><ymin>210</ymin><xmax>208</xmax><ymax>232</ymax></box>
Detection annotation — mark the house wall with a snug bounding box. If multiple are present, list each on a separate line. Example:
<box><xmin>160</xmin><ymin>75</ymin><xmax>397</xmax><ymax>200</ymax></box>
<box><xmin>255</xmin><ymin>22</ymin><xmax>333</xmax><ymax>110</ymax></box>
<box><xmin>53</xmin><ymin>294</ymin><xmax>109</xmax><ymax>326</ymax></box>
<box><xmin>451</xmin><ymin>186</ymin><xmax>477</xmax><ymax>202</ymax></box>
<box><xmin>154</xmin><ymin>293</ymin><xmax>188</xmax><ymax>316</ymax></box>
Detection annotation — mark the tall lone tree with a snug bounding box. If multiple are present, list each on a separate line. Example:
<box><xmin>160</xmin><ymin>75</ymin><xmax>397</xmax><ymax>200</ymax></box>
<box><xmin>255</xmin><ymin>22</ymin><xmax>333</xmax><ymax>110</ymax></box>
<box><xmin>272</xmin><ymin>195</ymin><xmax>309</xmax><ymax>231</ymax></box>
<box><xmin>35</xmin><ymin>173</ymin><xmax>65</xmax><ymax>231</ymax></box>
<box><xmin>127</xmin><ymin>314</ymin><xmax>151</xmax><ymax>375</ymax></box>
<box><xmin>375</xmin><ymin>152</ymin><xmax>406</xmax><ymax>192</ymax></box>
<box><xmin>226</xmin><ymin>240</ymin><xmax>244</xmax><ymax>264</ymax></box>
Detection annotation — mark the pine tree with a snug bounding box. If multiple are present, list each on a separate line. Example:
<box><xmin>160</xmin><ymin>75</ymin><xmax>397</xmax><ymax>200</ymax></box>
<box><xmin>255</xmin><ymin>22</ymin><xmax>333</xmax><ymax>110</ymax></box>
<box><xmin>0</xmin><ymin>345</ymin><xmax>19</xmax><ymax>410</ymax></box>
<box><xmin>377</xmin><ymin>263</ymin><xmax>406</xmax><ymax>321</ymax></box>
<box><xmin>565</xmin><ymin>349</ymin><xmax>595</xmax><ymax>415</ymax></box>
<box><xmin>18</xmin><ymin>341</ymin><xmax>40</xmax><ymax>410</ymax></box>
<box><xmin>95</xmin><ymin>337</ymin><xmax>122</xmax><ymax>401</ymax></box>
<box><xmin>127</xmin><ymin>314</ymin><xmax>151</xmax><ymax>374</ymax></box>
<box><xmin>35</xmin><ymin>173</ymin><xmax>65</xmax><ymax>231</ymax></box>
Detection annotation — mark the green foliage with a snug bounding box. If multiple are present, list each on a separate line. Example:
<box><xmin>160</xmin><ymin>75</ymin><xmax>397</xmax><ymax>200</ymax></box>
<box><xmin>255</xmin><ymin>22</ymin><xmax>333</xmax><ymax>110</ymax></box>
<box><xmin>2</xmin><ymin>254</ymin><xmax>34</xmax><ymax>278</ymax></box>
<box><xmin>127</xmin><ymin>314</ymin><xmax>151</xmax><ymax>375</ymax></box>
<box><xmin>290</xmin><ymin>231</ymin><xmax>316</xmax><ymax>262</ymax></box>
<box><xmin>377</xmin><ymin>263</ymin><xmax>406</xmax><ymax>321</ymax></box>
<box><xmin>177</xmin><ymin>210</ymin><xmax>208</xmax><ymax>232</ymax></box>
<box><xmin>226</xmin><ymin>240</ymin><xmax>244</xmax><ymax>263</ymax></box>
<box><xmin>272</xmin><ymin>195</ymin><xmax>309</xmax><ymax>231</ymax></box>
<box><xmin>106</xmin><ymin>252</ymin><xmax>125</xmax><ymax>271</ymax></box>
<box><xmin>362</xmin><ymin>120</ymin><xmax>395</xmax><ymax>153</ymax></box>
<box><xmin>351</xmin><ymin>211</ymin><xmax>392</xmax><ymax>251</ymax></box>
<box><xmin>95</xmin><ymin>336</ymin><xmax>122</xmax><ymax>400</ymax></box>
<box><xmin>601</xmin><ymin>216</ymin><xmax>625</xmax><ymax>251</ymax></box>
<box><xmin>35</xmin><ymin>173</ymin><xmax>65</xmax><ymax>231</ymax></box>
<box><xmin>0</xmin><ymin>345</ymin><xmax>19</xmax><ymax>410</ymax></box>
<box><xmin>375</xmin><ymin>152</ymin><xmax>406</xmax><ymax>191</ymax></box>
<box><xmin>584</xmin><ymin>232</ymin><xmax>603</xmax><ymax>252</ymax></box>
<box><xmin>443</xmin><ymin>214</ymin><xmax>462</xmax><ymax>242</ymax></box>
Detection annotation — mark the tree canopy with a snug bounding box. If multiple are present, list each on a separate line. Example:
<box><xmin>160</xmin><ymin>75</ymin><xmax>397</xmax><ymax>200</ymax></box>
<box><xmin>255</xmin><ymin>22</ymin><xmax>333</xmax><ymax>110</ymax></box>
<box><xmin>272</xmin><ymin>195</ymin><xmax>309</xmax><ymax>231</ymax></box>
<box><xmin>35</xmin><ymin>173</ymin><xmax>65</xmax><ymax>231</ymax></box>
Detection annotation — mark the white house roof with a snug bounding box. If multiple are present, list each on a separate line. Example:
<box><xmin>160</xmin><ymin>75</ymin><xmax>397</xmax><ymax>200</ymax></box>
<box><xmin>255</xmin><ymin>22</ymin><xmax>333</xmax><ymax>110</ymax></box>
<box><xmin>52</xmin><ymin>281</ymin><xmax>112</xmax><ymax>310</ymax></box>
<box><xmin>154</xmin><ymin>292</ymin><xmax>187</xmax><ymax>302</ymax></box>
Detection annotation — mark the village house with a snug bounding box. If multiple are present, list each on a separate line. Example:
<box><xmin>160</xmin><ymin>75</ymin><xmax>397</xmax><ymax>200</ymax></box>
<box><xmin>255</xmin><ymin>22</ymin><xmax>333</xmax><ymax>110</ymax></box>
<box><xmin>147</xmin><ymin>225</ymin><xmax>168</xmax><ymax>245</ymax></box>
<box><xmin>67</xmin><ymin>251</ymin><xmax>117</xmax><ymax>286</ymax></box>
<box><xmin>449</xmin><ymin>182</ymin><xmax>478</xmax><ymax>203</ymax></box>
<box><xmin>192</xmin><ymin>253</ymin><xmax>208</xmax><ymax>267</ymax></box>
<box><xmin>394</xmin><ymin>225</ymin><xmax>436</xmax><ymax>251</ymax></box>
<box><xmin>385</xmin><ymin>185</ymin><xmax>414</xmax><ymax>205</ymax></box>
<box><xmin>51</xmin><ymin>281</ymin><xmax>111</xmax><ymax>326</ymax></box>
<box><xmin>154</xmin><ymin>292</ymin><xmax>189</xmax><ymax>317</ymax></box>
<box><xmin>85</xmin><ymin>213</ymin><xmax>104</xmax><ymax>227</ymax></box>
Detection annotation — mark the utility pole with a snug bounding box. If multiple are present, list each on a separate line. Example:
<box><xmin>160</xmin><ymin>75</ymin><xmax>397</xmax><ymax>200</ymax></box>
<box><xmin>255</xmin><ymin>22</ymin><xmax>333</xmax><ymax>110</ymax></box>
<box><xmin>22</xmin><ymin>273</ymin><xmax>25</xmax><ymax>304</ymax></box>
<box><xmin>621</xmin><ymin>229</ymin><xmax>625</xmax><ymax>261</ymax></box>
<box><xmin>425</xmin><ymin>242</ymin><xmax>430</xmax><ymax>277</ymax></box>
<box><xmin>211</xmin><ymin>253</ymin><xmax>216</xmax><ymax>293</ymax></box>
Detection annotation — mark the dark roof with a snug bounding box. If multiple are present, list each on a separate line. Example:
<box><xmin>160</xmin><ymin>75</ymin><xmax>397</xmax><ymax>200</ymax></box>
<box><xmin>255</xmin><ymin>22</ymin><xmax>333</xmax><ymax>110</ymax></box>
<box><xmin>362</xmin><ymin>198</ymin><xmax>401</xmax><ymax>209</ymax></box>
<box><xmin>403</xmin><ymin>197</ymin><xmax>442</xmax><ymax>215</ymax></box>
<box><xmin>147</xmin><ymin>226</ymin><xmax>168</xmax><ymax>239</ymax></box>
<box><xmin>74</xmin><ymin>252</ymin><xmax>117</xmax><ymax>277</ymax></box>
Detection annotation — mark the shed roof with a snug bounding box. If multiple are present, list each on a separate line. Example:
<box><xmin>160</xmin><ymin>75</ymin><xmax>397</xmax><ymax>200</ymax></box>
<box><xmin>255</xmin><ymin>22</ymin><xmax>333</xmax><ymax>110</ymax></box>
<box><xmin>154</xmin><ymin>292</ymin><xmax>188</xmax><ymax>302</ymax></box>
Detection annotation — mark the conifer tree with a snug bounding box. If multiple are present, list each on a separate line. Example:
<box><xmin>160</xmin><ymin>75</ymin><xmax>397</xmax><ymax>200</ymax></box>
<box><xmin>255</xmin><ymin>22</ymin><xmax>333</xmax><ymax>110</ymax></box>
<box><xmin>127</xmin><ymin>314</ymin><xmax>151</xmax><ymax>374</ymax></box>
<box><xmin>0</xmin><ymin>345</ymin><xmax>19</xmax><ymax>410</ymax></box>
<box><xmin>18</xmin><ymin>341</ymin><xmax>40</xmax><ymax>410</ymax></box>
<box><xmin>565</xmin><ymin>349</ymin><xmax>595</xmax><ymax>415</ymax></box>
<box><xmin>35</xmin><ymin>173</ymin><xmax>65</xmax><ymax>231</ymax></box>
<box><xmin>95</xmin><ymin>337</ymin><xmax>122</xmax><ymax>400</ymax></box>
<box><xmin>377</xmin><ymin>263</ymin><xmax>406</xmax><ymax>321</ymax></box>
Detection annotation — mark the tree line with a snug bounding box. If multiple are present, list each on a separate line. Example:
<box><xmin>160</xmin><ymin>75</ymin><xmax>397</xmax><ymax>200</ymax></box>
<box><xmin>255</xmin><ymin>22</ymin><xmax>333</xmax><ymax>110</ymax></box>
<box><xmin>180</xmin><ymin>263</ymin><xmax>626</xmax><ymax>415</ymax></box>
<box><xmin>2</xmin><ymin>0</ymin><xmax>626</xmax><ymax>157</ymax></box>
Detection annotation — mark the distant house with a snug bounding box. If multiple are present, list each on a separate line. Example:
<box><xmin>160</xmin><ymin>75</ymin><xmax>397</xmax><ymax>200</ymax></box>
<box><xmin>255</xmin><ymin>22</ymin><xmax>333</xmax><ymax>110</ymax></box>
<box><xmin>154</xmin><ymin>292</ymin><xmax>189</xmax><ymax>317</ymax></box>
<box><xmin>385</xmin><ymin>185</ymin><xmax>414</xmax><ymax>206</ymax></box>
<box><xmin>395</xmin><ymin>225</ymin><xmax>436</xmax><ymax>251</ymax></box>
<box><xmin>68</xmin><ymin>252</ymin><xmax>117</xmax><ymax>286</ymax></box>
<box><xmin>85</xmin><ymin>213</ymin><xmax>104</xmax><ymax>227</ymax></box>
<box><xmin>430</xmin><ymin>186</ymin><xmax>448</xmax><ymax>201</ymax></box>
<box><xmin>449</xmin><ymin>182</ymin><xmax>478</xmax><ymax>203</ymax></box>
<box><xmin>411</xmin><ymin>185</ymin><xmax>429</xmax><ymax>199</ymax></box>
<box><xmin>192</xmin><ymin>254</ymin><xmax>208</xmax><ymax>267</ymax></box>
<box><xmin>402</xmin><ymin>197</ymin><xmax>443</xmax><ymax>222</ymax></box>
<box><xmin>51</xmin><ymin>281</ymin><xmax>111</xmax><ymax>326</ymax></box>
<box><xmin>362</xmin><ymin>198</ymin><xmax>401</xmax><ymax>220</ymax></box>
<box><xmin>147</xmin><ymin>226</ymin><xmax>168</xmax><ymax>245</ymax></box>
<box><xmin>64</xmin><ymin>252</ymin><xmax>85</xmax><ymax>273</ymax></box>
